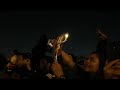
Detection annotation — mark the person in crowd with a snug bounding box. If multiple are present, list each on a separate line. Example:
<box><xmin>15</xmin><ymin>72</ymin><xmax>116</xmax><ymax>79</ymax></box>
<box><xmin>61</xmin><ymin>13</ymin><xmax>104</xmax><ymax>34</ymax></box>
<box><xmin>50</xmin><ymin>29</ymin><xmax>120</xmax><ymax>79</ymax></box>
<box><xmin>0</xmin><ymin>54</ymin><xmax>10</xmax><ymax>79</ymax></box>
<box><xmin>31</xmin><ymin>56</ymin><xmax>55</xmax><ymax>79</ymax></box>
<box><xmin>6</xmin><ymin>52</ymin><xmax>32</xmax><ymax>79</ymax></box>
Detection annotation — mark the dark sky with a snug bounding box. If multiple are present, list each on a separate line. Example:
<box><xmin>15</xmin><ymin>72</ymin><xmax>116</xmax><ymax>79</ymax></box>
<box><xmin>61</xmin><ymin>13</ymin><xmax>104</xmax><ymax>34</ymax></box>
<box><xmin>1</xmin><ymin>10</ymin><xmax>120</xmax><ymax>56</ymax></box>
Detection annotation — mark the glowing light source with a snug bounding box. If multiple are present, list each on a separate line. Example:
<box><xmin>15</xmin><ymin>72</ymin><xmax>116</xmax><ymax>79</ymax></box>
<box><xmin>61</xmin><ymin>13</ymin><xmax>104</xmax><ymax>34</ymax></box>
<box><xmin>58</xmin><ymin>33</ymin><xmax>69</xmax><ymax>44</ymax></box>
<box><xmin>63</xmin><ymin>33</ymin><xmax>69</xmax><ymax>42</ymax></box>
<box><xmin>47</xmin><ymin>32</ymin><xmax>70</xmax><ymax>62</ymax></box>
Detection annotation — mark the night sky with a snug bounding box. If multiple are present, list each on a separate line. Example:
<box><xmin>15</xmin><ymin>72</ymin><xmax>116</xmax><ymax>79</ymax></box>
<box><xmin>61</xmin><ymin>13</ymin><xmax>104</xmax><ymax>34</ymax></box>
<box><xmin>1</xmin><ymin>10</ymin><xmax>120</xmax><ymax>56</ymax></box>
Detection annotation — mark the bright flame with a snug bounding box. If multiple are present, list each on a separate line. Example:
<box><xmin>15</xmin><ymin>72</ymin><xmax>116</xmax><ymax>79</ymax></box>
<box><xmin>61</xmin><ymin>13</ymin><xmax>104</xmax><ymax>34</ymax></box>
<box><xmin>65</xmin><ymin>33</ymin><xmax>69</xmax><ymax>39</ymax></box>
<box><xmin>62</xmin><ymin>33</ymin><xmax>69</xmax><ymax>43</ymax></box>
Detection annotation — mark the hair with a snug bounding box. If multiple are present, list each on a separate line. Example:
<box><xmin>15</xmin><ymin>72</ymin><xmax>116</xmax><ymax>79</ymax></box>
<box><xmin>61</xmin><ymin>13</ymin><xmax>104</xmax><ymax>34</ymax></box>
<box><xmin>89</xmin><ymin>51</ymin><xmax>106</xmax><ymax>79</ymax></box>
<box><xmin>90</xmin><ymin>51</ymin><xmax>100</xmax><ymax>59</ymax></box>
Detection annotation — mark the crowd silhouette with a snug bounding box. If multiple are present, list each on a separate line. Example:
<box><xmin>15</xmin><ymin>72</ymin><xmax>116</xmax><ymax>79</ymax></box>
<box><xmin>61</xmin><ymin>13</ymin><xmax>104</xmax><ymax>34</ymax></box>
<box><xmin>0</xmin><ymin>29</ymin><xmax>120</xmax><ymax>79</ymax></box>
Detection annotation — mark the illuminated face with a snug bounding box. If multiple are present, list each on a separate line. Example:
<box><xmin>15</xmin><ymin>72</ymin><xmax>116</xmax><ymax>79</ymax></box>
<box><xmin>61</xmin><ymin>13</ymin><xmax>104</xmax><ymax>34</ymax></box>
<box><xmin>84</xmin><ymin>53</ymin><xmax>100</xmax><ymax>73</ymax></box>
<box><xmin>10</xmin><ymin>55</ymin><xmax>17</xmax><ymax>64</ymax></box>
<box><xmin>6</xmin><ymin>55</ymin><xmax>17</xmax><ymax>69</ymax></box>
<box><xmin>7</xmin><ymin>55</ymin><xmax>27</xmax><ymax>69</ymax></box>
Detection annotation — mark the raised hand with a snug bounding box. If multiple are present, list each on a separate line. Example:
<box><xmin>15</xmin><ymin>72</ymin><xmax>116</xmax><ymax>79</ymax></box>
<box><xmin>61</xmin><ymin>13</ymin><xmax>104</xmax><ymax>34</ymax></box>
<box><xmin>51</xmin><ymin>61</ymin><xmax>64</xmax><ymax>79</ymax></box>
<box><xmin>104</xmin><ymin>59</ymin><xmax>120</xmax><ymax>79</ymax></box>
<box><xmin>96</xmin><ymin>28</ymin><xmax>108</xmax><ymax>40</ymax></box>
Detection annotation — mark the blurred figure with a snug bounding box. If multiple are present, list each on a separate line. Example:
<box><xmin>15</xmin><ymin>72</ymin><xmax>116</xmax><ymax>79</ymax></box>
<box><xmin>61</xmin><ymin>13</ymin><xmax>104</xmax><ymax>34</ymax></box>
<box><xmin>31</xmin><ymin>34</ymin><xmax>52</xmax><ymax>73</ymax></box>
<box><xmin>0</xmin><ymin>54</ymin><xmax>10</xmax><ymax>79</ymax></box>
<box><xmin>31</xmin><ymin>56</ymin><xmax>55</xmax><ymax>79</ymax></box>
<box><xmin>6</xmin><ymin>52</ymin><xmax>32</xmax><ymax>79</ymax></box>
<box><xmin>96</xmin><ymin>28</ymin><xmax>120</xmax><ymax>79</ymax></box>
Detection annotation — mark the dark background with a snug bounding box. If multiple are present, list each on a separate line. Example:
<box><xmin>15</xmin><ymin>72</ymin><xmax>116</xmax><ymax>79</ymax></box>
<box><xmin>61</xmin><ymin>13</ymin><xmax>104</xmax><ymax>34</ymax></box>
<box><xmin>1</xmin><ymin>9</ymin><xmax>120</xmax><ymax>56</ymax></box>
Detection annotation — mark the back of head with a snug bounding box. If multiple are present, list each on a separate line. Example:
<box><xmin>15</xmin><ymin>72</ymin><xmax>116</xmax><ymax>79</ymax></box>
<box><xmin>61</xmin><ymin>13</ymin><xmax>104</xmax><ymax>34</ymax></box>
<box><xmin>0</xmin><ymin>54</ymin><xmax>7</xmax><ymax>71</ymax></box>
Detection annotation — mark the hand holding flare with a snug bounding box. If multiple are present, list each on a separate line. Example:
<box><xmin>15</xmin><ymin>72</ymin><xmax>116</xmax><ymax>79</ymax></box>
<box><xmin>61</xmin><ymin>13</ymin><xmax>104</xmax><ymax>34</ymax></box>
<box><xmin>48</xmin><ymin>33</ymin><xmax>69</xmax><ymax>62</ymax></box>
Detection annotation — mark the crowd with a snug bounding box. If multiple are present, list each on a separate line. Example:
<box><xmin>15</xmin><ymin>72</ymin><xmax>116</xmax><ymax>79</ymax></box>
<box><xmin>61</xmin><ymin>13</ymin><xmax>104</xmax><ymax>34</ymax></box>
<box><xmin>0</xmin><ymin>29</ymin><xmax>120</xmax><ymax>79</ymax></box>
